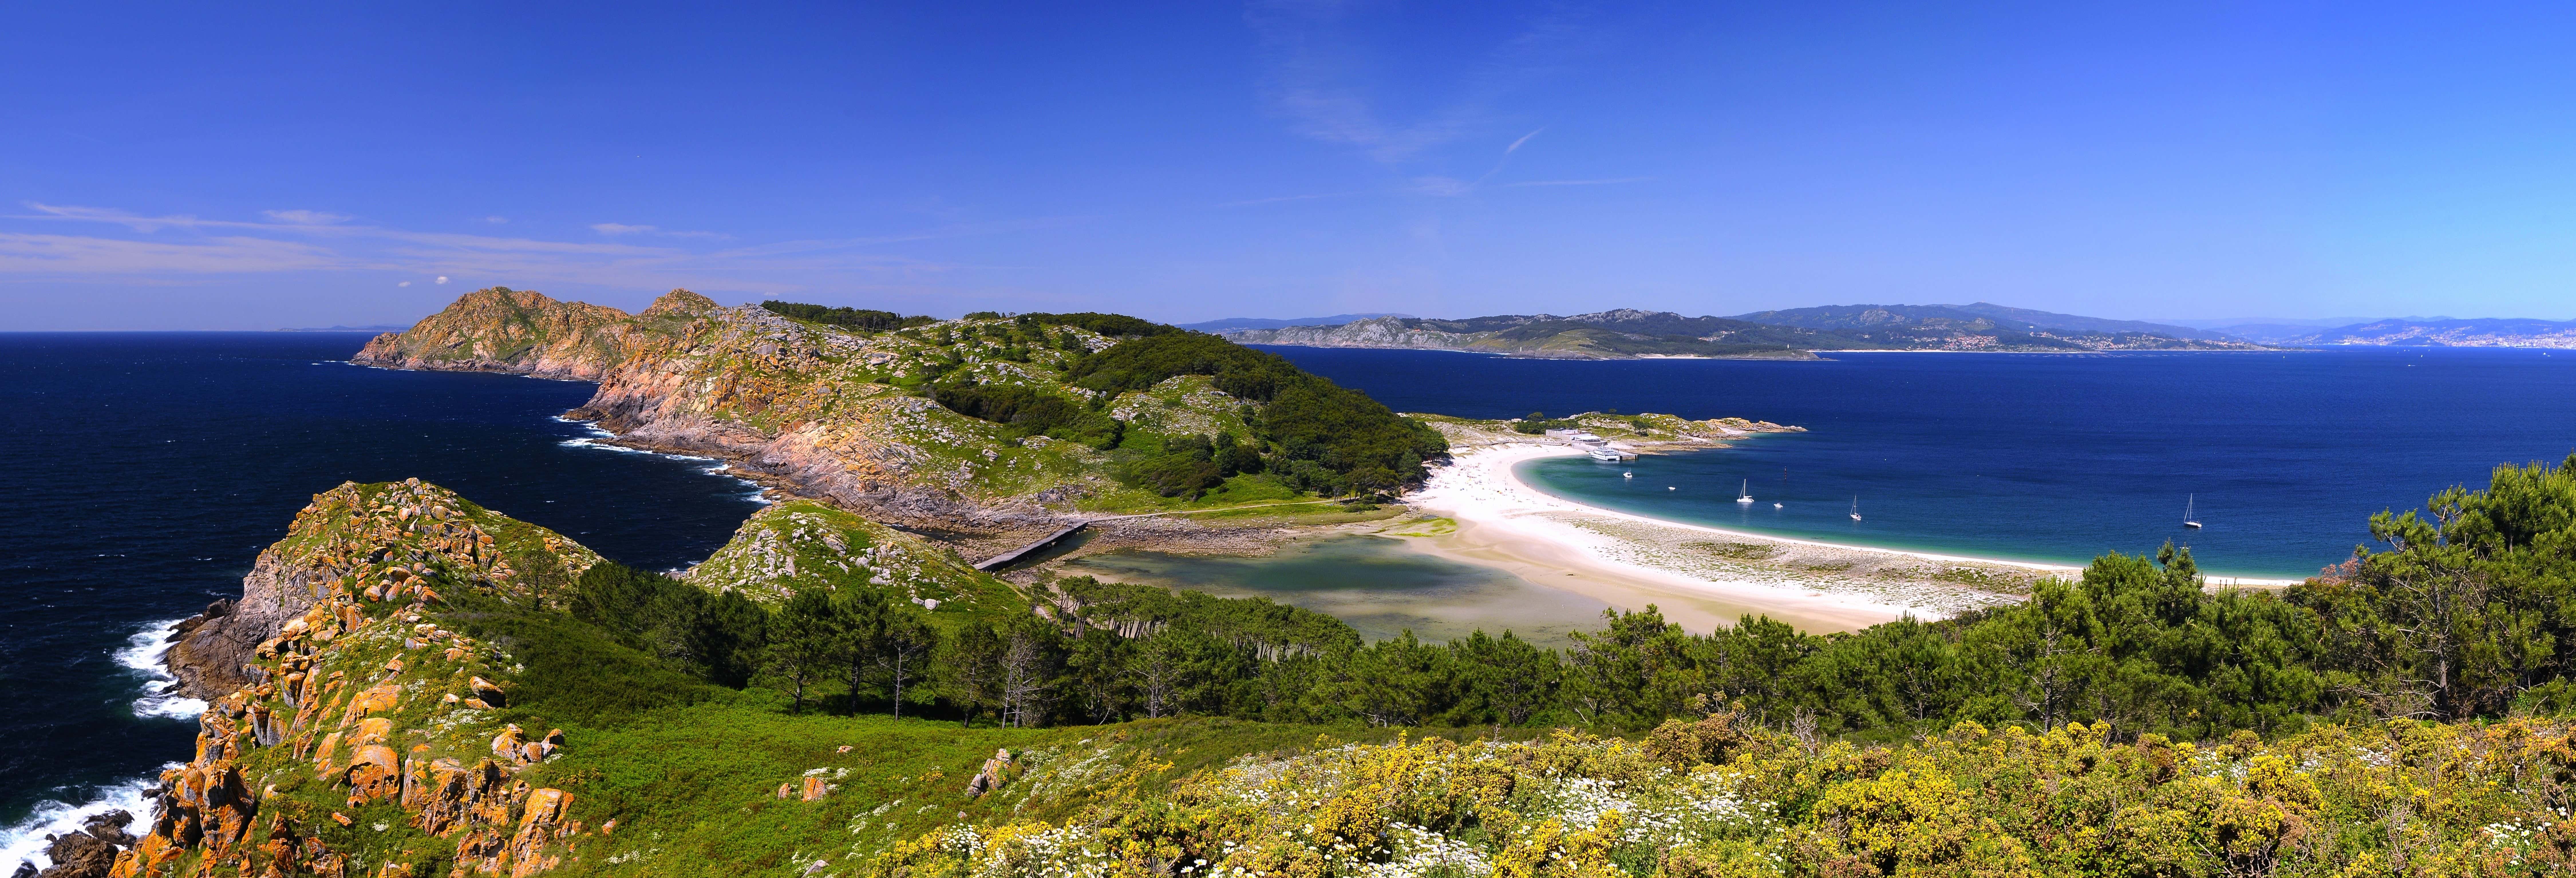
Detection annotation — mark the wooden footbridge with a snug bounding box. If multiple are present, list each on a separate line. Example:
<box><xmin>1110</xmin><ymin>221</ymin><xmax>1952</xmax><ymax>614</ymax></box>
<box><xmin>971</xmin><ymin>523</ymin><xmax>1089</xmax><ymax>571</ymax></box>
<box><xmin>968</xmin><ymin>498</ymin><xmax>1359</xmax><ymax>573</ymax></box>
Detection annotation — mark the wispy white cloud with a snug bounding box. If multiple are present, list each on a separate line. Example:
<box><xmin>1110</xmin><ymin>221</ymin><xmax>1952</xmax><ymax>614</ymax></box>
<box><xmin>1504</xmin><ymin>176</ymin><xmax>1652</xmax><ymax>187</ymax></box>
<box><xmin>1505</xmin><ymin>128</ymin><xmax>1544</xmax><ymax>154</ymax></box>
<box><xmin>594</xmin><ymin>222</ymin><xmax>731</xmax><ymax>240</ymax></box>
<box><xmin>19</xmin><ymin>203</ymin><xmax>663</xmax><ymax>256</ymax></box>
<box><xmin>1409</xmin><ymin>177</ymin><xmax>1474</xmax><ymax>198</ymax></box>
<box><xmin>262</xmin><ymin>209</ymin><xmax>353</xmax><ymax>225</ymax></box>
<box><xmin>710</xmin><ymin>215</ymin><xmax>1101</xmax><ymax>259</ymax></box>
<box><xmin>1246</xmin><ymin>2</ymin><xmax>1595</xmax><ymax>164</ymax></box>
<box><xmin>0</xmin><ymin>201</ymin><xmax>1014</xmax><ymax>295</ymax></box>
<box><xmin>1221</xmin><ymin>191</ymin><xmax>1362</xmax><ymax>207</ymax></box>
<box><xmin>0</xmin><ymin>232</ymin><xmax>341</xmax><ymax>274</ymax></box>
<box><xmin>483</xmin><ymin>215</ymin><xmax>509</xmax><ymax>224</ymax></box>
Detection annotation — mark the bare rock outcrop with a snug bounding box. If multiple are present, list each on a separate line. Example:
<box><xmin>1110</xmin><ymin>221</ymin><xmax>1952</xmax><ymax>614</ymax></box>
<box><xmin>963</xmin><ymin>748</ymin><xmax>1015</xmax><ymax>797</ymax></box>
<box><xmin>350</xmin><ymin>287</ymin><xmax>699</xmax><ymax>379</ymax></box>
<box><xmin>115</xmin><ymin>480</ymin><xmax>608</xmax><ymax>878</ymax></box>
<box><xmin>37</xmin><ymin>830</ymin><xmax>118</xmax><ymax>878</ymax></box>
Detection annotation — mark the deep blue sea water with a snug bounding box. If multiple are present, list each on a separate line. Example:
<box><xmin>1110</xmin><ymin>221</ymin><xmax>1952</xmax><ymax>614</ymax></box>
<box><xmin>0</xmin><ymin>333</ymin><xmax>764</xmax><ymax>868</ymax></box>
<box><xmin>1262</xmin><ymin>347</ymin><xmax>2576</xmax><ymax>580</ymax></box>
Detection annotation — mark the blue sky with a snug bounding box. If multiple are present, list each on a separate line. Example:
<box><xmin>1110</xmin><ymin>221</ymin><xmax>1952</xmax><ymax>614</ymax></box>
<box><xmin>5</xmin><ymin>2</ymin><xmax>2574</xmax><ymax>329</ymax></box>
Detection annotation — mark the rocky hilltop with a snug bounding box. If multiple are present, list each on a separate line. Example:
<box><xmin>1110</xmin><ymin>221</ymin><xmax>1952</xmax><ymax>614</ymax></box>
<box><xmin>108</xmin><ymin>477</ymin><xmax>1033</xmax><ymax>878</ymax></box>
<box><xmin>682</xmin><ymin>499</ymin><xmax>1018</xmax><ymax>609</ymax></box>
<box><xmin>356</xmin><ymin>289</ymin><xmax>1442</xmax><ymax>542</ymax></box>
<box><xmin>114</xmin><ymin>479</ymin><xmax>605</xmax><ymax>878</ymax></box>
<box><xmin>353</xmin><ymin>287</ymin><xmax>697</xmax><ymax>380</ymax></box>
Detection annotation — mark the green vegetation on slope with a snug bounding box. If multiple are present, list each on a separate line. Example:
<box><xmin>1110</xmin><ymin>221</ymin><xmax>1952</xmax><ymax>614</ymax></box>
<box><xmin>760</xmin><ymin>300</ymin><xmax>939</xmax><ymax>331</ymax></box>
<box><xmin>888</xmin><ymin>316</ymin><xmax>1446</xmax><ymax>499</ymax></box>
<box><xmin>867</xmin><ymin>713</ymin><xmax>2576</xmax><ymax>877</ymax></box>
<box><xmin>1016</xmin><ymin>311</ymin><xmax>1178</xmax><ymax>339</ymax></box>
<box><xmin>133</xmin><ymin>460</ymin><xmax>2576</xmax><ymax>876</ymax></box>
<box><xmin>930</xmin><ymin>382</ymin><xmax>1123</xmax><ymax>449</ymax></box>
<box><xmin>681</xmin><ymin>455</ymin><xmax>2576</xmax><ymax>743</ymax></box>
<box><xmin>1065</xmin><ymin>332</ymin><xmax>1447</xmax><ymax>495</ymax></box>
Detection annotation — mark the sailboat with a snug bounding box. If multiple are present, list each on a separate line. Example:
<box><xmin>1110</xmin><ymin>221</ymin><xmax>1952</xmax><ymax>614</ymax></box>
<box><xmin>1774</xmin><ymin>468</ymin><xmax>1785</xmax><ymax>508</ymax></box>
<box><xmin>1849</xmin><ymin>496</ymin><xmax>1862</xmax><ymax>521</ymax></box>
<box><xmin>1736</xmin><ymin>479</ymin><xmax>1755</xmax><ymax>504</ymax></box>
<box><xmin>2183</xmin><ymin>494</ymin><xmax>2202</xmax><ymax>529</ymax></box>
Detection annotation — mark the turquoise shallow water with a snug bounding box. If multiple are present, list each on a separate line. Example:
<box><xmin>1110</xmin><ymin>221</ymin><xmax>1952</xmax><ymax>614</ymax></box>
<box><xmin>1059</xmin><ymin>535</ymin><xmax>1612</xmax><ymax>648</ymax></box>
<box><xmin>1263</xmin><ymin>346</ymin><xmax>2576</xmax><ymax>580</ymax></box>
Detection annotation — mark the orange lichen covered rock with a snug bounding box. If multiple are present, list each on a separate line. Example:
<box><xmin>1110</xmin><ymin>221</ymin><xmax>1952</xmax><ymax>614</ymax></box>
<box><xmin>112</xmin><ymin>480</ymin><xmax>598</xmax><ymax>878</ymax></box>
<box><xmin>505</xmin><ymin>789</ymin><xmax>573</xmax><ymax>878</ymax></box>
<box><xmin>346</xmin><ymin>745</ymin><xmax>402</xmax><ymax>805</ymax></box>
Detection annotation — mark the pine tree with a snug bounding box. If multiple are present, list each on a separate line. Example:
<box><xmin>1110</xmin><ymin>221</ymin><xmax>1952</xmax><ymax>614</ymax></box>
<box><xmin>767</xmin><ymin>589</ymin><xmax>846</xmax><ymax>714</ymax></box>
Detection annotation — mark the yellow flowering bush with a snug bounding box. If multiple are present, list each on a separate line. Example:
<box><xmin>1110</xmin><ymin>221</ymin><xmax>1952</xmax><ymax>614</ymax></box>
<box><xmin>859</xmin><ymin>713</ymin><xmax>2576</xmax><ymax>877</ymax></box>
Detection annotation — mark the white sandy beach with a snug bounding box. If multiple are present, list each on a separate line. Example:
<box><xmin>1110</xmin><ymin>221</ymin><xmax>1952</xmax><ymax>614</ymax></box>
<box><xmin>1392</xmin><ymin>443</ymin><xmax>2301</xmax><ymax>634</ymax></box>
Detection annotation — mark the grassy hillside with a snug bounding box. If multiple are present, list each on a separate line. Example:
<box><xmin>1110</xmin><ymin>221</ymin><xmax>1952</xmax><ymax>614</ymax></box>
<box><xmin>683</xmin><ymin>500</ymin><xmax>1022</xmax><ymax>614</ymax></box>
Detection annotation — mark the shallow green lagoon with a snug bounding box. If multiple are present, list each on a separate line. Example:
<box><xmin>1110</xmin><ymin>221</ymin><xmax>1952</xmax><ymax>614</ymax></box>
<box><xmin>1059</xmin><ymin>535</ymin><xmax>1610</xmax><ymax>648</ymax></box>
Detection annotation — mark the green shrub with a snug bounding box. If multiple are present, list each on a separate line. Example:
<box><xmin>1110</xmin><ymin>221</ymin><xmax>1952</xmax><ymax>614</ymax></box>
<box><xmin>1017</xmin><ymin>312</ymin><xmax>1176</xmax><ymax>338</ymax></box>
<box><xmin>932</xmin><ymin>383</ymin><xmax>1122</xmax><ymax>448</ymax></box>
<box><xmin>1066</xmin><ymin>333</ymin><xmax>1445</xmax><ymax>493</ymax></box>
<box><xmin>761</xmin><ymin>300</ymin><xmax>937</xmax><ymax>331</ymax></box>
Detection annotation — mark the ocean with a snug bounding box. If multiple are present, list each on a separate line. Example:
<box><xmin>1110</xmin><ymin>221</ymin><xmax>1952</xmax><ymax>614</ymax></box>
<box><xmin>1261</xmin><ymin>346</ymin><xmax>2576</xmax><ymax>579</ymax></box>
<box><xmin>0</xmin><ymin>333</ymin><xmax>765</xmax><ymax>866</ymax></box>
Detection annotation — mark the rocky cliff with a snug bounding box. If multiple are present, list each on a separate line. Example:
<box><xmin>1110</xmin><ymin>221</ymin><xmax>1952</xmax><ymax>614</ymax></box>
<box><xmin>352</xmin><ymin>287</ymin><xmax>702</xmax><ymax>380</ymax></box>
<box><xmin>353</xmin><ymin>289</ymin><xmax>1170</xmax><ymax>534</ymax></box>
<box><xmin>119</xmin><ymin>480</ymin><xmax>606</xmax><ymax>878</ymax></box>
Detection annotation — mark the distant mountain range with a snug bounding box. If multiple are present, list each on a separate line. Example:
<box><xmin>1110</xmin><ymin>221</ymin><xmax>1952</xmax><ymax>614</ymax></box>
<box><xmin>1176</xmin><ymin>313</ymin><xmax>1410</xmax><ymax>332</ymax></box>
<box><xmin>1214</xmin><ymin>303</ymin><xmax>2267</xmax><ymax>358</ymax></box>
<box><xmin>2289</xmin><ymin>317</ymin><xmax>2576</xmax><ymax>348</ymax></box>
<box><xmin>1726</xmin><ymin>303</ymin><xmax>2240</xmax><ymax>343</ymax></box>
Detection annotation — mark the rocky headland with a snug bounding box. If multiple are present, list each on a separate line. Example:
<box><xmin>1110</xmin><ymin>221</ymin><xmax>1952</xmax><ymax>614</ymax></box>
<box><xmin>112</xmin><ymin>480</ymin><xmax>606</xmax><ymax>878</ymax></box>
<box><xmin>359</xmin><ymin>288</ymin><xmax>1064</xmax><ymax>533</ymax></box>
<box><xmin>115</xmin><ymin>474</ymin><xmax>1042</xmax><ymax>878</ymax></box>
<box><xmin>352</xmin><ymin>288</ymin><xmax>1428</xmax><ymax>559</ymax></box>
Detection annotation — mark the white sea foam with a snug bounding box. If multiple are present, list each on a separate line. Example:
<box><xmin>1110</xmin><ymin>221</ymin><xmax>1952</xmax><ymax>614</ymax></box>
<box><xmin>553</xmin><ymin>418</ymin><xmax>767</xmax><ymax>503</ymax></box>
<box><xmin>0</xmin><ymin>771</ymin><xmax>171</xmax><ymax>874</ymax></box>
<box><xmin>556</xmin><ymin>436</ymin><xmax>721</xmax><ymax>463</ymax></box>
<box><xmin>113</xmin><ymin>619</ymin><xmax>207</xmax><ymax>721</ymax></box>
<box><xmin>7</xmin><ymin>623</ymin><xmax>204</xmax><ymax>868</ymax></box>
